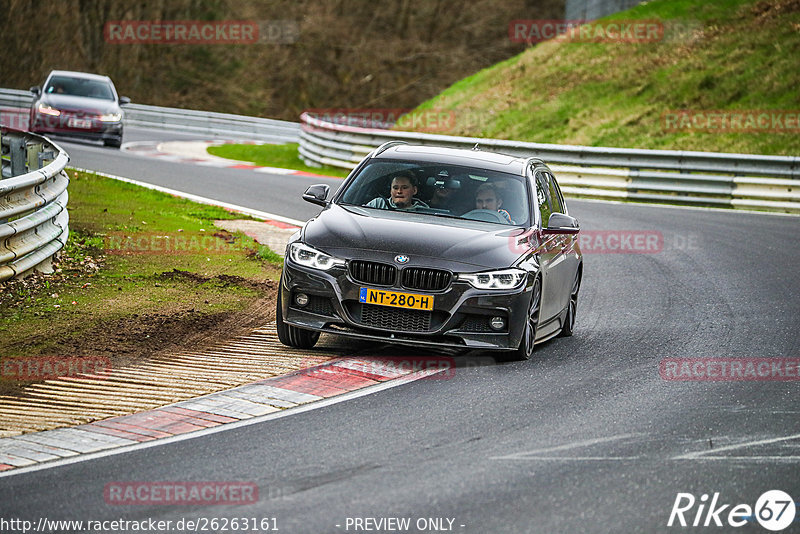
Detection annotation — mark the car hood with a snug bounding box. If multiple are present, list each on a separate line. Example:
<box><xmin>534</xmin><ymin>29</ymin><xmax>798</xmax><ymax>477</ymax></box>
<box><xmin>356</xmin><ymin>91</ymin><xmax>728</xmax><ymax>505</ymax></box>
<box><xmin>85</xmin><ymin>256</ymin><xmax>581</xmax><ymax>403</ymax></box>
<box><xmin>40</xmin><ymin>94</ymin><xmax>120</xmax><ymax>115</ymax></box>
<box><xmin>302</xmin><ymin>204</ymin><xmax>528</xmax><ymax>270</ymax></box>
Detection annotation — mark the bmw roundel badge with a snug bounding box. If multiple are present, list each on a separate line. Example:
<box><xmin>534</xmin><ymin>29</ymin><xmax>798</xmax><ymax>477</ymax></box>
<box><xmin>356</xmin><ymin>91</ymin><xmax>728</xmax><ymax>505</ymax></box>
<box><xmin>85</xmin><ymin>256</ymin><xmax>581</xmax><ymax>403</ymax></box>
<box><xmin>395</xmin><ymin>255</ymin><xmax>409</xmax><ymax>264</ymax></box>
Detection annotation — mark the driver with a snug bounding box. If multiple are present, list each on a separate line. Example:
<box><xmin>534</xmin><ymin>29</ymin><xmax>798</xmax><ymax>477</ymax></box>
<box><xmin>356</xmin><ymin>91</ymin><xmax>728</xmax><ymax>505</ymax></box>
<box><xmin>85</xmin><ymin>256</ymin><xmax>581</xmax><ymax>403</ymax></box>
<box><xmin>366</xmin><ymin>171</ymin><xmax>429</xmax><ymax>211</ymax></box>
<box><xmin>474</xmin><ymin>182</ymin><xmax>513</xmax><ymax>223</ymax></box>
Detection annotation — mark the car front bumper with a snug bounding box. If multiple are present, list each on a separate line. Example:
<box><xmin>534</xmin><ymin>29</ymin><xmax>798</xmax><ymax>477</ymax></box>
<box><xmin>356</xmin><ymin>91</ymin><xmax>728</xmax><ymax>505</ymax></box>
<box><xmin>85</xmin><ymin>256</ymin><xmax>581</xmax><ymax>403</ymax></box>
<box><xmin>281</xmin><ymin>260</ymin><xmax>534</xmax><ymax>351</ymax></box>
<box><xmin>30</xmin><ymin>113</ymin><xmax>123</xmax><ymax>142</ymax></box>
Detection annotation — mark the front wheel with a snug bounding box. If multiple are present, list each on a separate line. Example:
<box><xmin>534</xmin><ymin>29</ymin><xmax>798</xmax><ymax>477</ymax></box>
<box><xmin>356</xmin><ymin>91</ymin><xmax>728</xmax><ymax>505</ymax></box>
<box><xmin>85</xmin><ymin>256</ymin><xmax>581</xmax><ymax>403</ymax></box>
<box><xmin>104</xmin><ymin>137</ymin><xmax>122</xmax><ymax>148</ymax></box>
<box><xmin>558</xmin><ymin>270</ymin><xmax>581</xmax><ymax>337</ymax></box>
<box><xmin>276</xmin><ymin>285</ymin><xmax>320</xmax><ymax>349</ymax></box>
<box><xmin>505</xmin><ymin>277</ymin><xmax>541</xmax><ymax>361</ymax></box>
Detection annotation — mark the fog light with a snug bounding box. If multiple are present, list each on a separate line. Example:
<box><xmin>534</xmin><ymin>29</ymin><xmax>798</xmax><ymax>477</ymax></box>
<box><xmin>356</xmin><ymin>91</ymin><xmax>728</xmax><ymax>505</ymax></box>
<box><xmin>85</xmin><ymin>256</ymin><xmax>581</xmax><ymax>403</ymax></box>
<box><xmin>490</xmin><ymin>316</ymin><xmax>506</xmax><ymax>331</ymax></box>
<box><xmin>294</xmin><ymin>293</ymin><xmax>309</xmax><ymax>307</ymax></box>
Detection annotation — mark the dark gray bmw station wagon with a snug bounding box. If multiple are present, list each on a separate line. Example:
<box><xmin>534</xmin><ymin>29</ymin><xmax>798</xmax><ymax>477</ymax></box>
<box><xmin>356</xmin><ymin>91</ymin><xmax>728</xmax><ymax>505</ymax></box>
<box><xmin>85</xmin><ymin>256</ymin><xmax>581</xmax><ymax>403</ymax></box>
<box><xmin>277</xmin><ymin>143</ymin><xmax>582</xmax><ymax>360</ymax></box>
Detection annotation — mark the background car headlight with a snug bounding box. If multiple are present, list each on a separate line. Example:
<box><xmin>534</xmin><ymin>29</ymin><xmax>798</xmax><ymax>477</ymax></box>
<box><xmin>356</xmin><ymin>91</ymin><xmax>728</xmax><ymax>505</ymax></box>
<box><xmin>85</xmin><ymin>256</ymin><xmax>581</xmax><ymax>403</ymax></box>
<box><xmin>459</xmin><ymin>268</ymin><xmax>526</xmax><ymax>290</ymax></box>
<box><xmin>98</xmin><ymin>112</ymin><xmax>122</xmax><ymax>122</ymax></box>
<box><xmin>37</xmin><ymin>103</ymin><xmax>60</xmax><ymax>116</ymax></box>
<box><xmin>289</xmin><ymin>243</ymin><xmax>345</xmax><ymax>271</ymax></box>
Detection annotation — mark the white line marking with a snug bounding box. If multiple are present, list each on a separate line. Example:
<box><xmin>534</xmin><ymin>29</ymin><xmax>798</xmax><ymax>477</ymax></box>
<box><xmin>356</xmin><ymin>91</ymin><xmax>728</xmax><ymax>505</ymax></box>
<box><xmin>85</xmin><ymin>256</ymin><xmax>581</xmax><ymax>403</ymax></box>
<box><xmin>673</xmin><ymin>432</ymin><xmax>800</xmax><ymax>460</ymax></box>
<box><xmin>68</xmin><ymin>167</ymin><xmax>305</xmax><ymax>227</ymax></box>
<box><xmin>491</xmin><ymin>455</ymin><xmax>800</xmax><ymax>463</ymax></box>
<box><xmin>676</xmin><ymin>456</ymin><xmax>800</xmax><ymax>462</ymax></box>
<box><xmin>490</xmin><ymin>433</ymin><xmax>639</xmax><ymax>460</ymax></box>
<box><xmin>494</xmin><ymin>456</ymin><xmax>641</xmax><ymax>461</ymax></box>
<box><xmin>0</xmin><ymin>369</ymin><xmax>440</xmax><ymax>478</ymax></box>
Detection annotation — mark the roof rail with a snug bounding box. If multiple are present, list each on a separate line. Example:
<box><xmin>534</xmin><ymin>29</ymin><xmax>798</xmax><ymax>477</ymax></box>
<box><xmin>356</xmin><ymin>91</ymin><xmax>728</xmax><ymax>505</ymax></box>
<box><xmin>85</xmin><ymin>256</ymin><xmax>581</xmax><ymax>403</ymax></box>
<box><xmin>374</xmin><ymin>140</ymin><xmax>409</xmax><ymax>156</ymax></box>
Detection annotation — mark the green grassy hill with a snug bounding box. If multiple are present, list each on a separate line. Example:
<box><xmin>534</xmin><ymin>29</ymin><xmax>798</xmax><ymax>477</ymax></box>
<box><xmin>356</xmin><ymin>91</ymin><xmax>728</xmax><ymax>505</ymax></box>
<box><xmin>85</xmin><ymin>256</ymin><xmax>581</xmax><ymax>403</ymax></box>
<box><xmin>406</xmin><ymin>0</ymin><xmax>800</xmax><ymax>155</ymax></box>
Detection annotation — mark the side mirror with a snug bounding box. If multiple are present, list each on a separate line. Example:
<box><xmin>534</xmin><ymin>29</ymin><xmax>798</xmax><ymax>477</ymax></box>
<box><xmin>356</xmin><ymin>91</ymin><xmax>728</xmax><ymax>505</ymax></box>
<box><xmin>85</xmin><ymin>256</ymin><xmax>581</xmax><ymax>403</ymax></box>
<box><xmin>303</xmin><ymin>184</ymin><xmax>330</xmax><ymax>207</ymax></box>
<box><xmin>543</xmin><ymin>212</ymin><xmax>579</xmax><ymax>235</ymax></box>
<box><xmin>119</xmin><ymin>96</ymin><xmax>131</xmax><ymax>105</ymax></box>
<box><xmin>30</xmin><ymin>86</ymin><xmax>41</xmax><ymax>96</ymax></box>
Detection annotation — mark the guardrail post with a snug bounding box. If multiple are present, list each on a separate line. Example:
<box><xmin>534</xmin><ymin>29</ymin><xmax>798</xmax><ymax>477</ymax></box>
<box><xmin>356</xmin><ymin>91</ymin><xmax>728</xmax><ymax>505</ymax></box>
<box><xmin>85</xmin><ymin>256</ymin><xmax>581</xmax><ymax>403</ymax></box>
<box><xmin>9</xmin><ymin>136</ymin><xmax>26</xmax><ymax>176</ymax></box>
<box><xmin>27</xmin><ymin>141</ymin><xmax>42</xmax><ymax>170</ymax></box>
<box><xmin>39</xmin><ymin>150</ymin><xmax>55</xmax><ymax>168</ymax></box>
<box><xmin>34</xmin><ymin>255</ymin><xmax>55</xmax><ymax>275</ymax></box>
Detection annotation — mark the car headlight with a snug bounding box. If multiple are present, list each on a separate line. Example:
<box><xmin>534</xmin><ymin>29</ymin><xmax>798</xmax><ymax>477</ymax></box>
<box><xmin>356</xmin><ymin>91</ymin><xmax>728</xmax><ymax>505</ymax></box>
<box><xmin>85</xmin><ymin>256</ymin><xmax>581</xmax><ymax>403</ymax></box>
<box><xmin>458</xmin><ymin>268</ymin><xmax>527</xmax><ymax>290</ymax></box>
<box><xmin>37</xmin><ymin>103</ymin><xmax>60</xmax><ymax>116</ymax></box>
<box><xmin>289</xmin><ymin>243</ymin><xmax>345</xmax><ymax>271</ymax></box>
<box><xmin>98</xmin><ymin>112</ymin><xmax>122</xmax><ymax>122</ymax></box>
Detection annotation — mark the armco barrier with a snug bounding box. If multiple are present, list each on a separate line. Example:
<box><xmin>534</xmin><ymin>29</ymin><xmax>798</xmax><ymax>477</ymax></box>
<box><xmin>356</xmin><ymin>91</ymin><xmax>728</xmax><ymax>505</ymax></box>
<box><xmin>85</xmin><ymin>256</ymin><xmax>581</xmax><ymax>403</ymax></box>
<box><xmin>299</xmin><ymin>112</ymin><xmax>800</xmax><ymax>213</ymax></box>
<box><xmin>0</xmin><ymin>127</ymin><xmax>70</xmax><ymax>281</ymax></box>
<box><xmin>0</xmin><ymin>88</ymin><xmax>299</xmax><ymax>143</ymax></box>
<box><xmin>4</xmin><ymin>86</ymin><xmax>797</xmax><ymax>212</ymax></box>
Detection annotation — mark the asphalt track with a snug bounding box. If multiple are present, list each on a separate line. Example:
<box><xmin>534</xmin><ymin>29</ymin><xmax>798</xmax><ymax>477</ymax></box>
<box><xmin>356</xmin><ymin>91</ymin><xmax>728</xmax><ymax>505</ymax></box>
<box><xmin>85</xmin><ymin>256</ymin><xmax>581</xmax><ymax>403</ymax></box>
<box><xmin>61</xmin><ymin>127</ymin><xmax>342</xmax><ymax>221</ymax></box>
<box><xmin>1</xmin><ymin>128</ymin><xmax>798</xmax><ymax>533</ymax></box>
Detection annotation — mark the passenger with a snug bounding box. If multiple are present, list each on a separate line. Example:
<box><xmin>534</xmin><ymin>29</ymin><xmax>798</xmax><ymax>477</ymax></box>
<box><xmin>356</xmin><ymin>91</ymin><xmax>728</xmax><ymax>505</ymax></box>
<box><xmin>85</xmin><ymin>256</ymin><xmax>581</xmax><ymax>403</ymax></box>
<box><xmin>428</xmin><ymin>179</ymin><xmax>458</xmax><ymax>210</ymax></box>
<box><xmin>366</xmin><ymin>172</ymin><xmax>429</xmax><ymax>210</ymax></box>
<box><xmin>474</xmin><ymin>182</ymin><xmax>514</xmax><ymax>223</ymax></box>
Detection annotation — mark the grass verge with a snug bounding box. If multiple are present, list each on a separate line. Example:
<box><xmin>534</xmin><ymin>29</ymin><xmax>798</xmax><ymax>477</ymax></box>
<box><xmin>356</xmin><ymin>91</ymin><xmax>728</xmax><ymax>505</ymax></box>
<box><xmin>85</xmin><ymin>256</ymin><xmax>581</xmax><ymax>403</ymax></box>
<box><xmin>208</xmin><ymin>142</ymin><xmax>351</xmax><ymax>178</ymax></box>
<box><xmin>407</xmin><ymin>0</ymin><xmax>800</xmax><ymax>155</ymax></box>
<box><xmin>0</xmin><ymin>170</ymin><xmax>282</xmax><ymax>392</ymax></box>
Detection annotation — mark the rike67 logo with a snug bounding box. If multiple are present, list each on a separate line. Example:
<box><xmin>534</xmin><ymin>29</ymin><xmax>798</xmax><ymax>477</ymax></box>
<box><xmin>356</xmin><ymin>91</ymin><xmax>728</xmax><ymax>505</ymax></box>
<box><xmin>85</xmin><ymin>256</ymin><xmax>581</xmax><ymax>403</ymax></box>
<box><xmin>668</xmin><ymin>490</ymin><xmax>796</xmax><ymax>531</ymax></box>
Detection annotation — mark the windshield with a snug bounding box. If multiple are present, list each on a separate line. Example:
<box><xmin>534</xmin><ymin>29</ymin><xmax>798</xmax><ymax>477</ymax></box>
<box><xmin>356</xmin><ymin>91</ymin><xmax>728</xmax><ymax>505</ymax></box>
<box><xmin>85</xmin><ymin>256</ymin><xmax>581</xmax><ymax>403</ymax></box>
<box><xmin>338</xmin><ymin>160</ymin><xmax>530</xmax><ymax>226</ymax></box>
<box><xmin>45</xmin><ymin>76</ymin><xmax>115</xmax><ymax>101</ymax></box>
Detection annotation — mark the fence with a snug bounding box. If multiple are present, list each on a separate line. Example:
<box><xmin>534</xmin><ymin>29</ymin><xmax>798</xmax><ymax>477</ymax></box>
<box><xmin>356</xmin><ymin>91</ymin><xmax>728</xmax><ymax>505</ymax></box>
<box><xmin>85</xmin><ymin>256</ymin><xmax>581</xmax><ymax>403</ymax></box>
<box><xmin>298</xmin><ymin>112</ymin><xmax>800</xmax><ymax>213</ymax></box>
<box><xmin>0</xmin><ymin>128</ymin><xmax>70</xmax><ymax>281</ymax></box>
<box><xmin>0</xmin><ymin>88</ymin><xmax>299</xmax><ymax>143</ymax></box>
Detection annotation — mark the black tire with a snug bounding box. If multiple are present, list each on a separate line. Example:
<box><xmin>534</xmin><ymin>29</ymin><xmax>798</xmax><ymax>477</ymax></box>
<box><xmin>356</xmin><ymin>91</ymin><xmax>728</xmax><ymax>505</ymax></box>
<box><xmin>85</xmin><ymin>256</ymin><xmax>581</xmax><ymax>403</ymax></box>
<box><xmin>104</xmin><ymin>137</ymin><xmax>122</xmax><ymax>148</ymax></box>
<box><xmin>276</xmin><ymin>286</ymin><xmax>320</xmax><ymax>349</ymax></box>
<box><xmin>559</xmin><ymin>270</ymin><xmax>581</xmax><ymax>337</ymax></box>
<box><xmin>504</xmin><ymin>277</ymin><xmax>541</xmax><ymax>361</ymax></box>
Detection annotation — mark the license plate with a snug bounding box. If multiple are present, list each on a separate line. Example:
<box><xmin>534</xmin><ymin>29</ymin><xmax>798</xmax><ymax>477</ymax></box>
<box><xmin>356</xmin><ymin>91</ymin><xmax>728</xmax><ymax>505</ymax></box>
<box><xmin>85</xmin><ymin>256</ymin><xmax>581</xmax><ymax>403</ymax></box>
<box><xmin>359</xmin><ymin>287</ymin><xmax>433</xmax><ymax>311</ymax></box>
<box><xmin>68</xmin><ymin>118</ymin><xmax>93</xmax><ymax>129</ymax></box>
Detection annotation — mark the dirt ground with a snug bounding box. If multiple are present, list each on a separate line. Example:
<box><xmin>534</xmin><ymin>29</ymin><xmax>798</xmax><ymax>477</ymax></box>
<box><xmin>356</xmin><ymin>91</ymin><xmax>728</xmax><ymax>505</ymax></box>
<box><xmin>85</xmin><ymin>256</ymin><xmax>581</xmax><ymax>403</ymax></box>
<box><xmin>0</xmin><ymin>218</ymin><xmax>293</xmax><ymax>398</ymax></box>
<box><xmin>0</xmin><ymin>270</ymin><xmax>278</xmax><ymax>398</ymax></box>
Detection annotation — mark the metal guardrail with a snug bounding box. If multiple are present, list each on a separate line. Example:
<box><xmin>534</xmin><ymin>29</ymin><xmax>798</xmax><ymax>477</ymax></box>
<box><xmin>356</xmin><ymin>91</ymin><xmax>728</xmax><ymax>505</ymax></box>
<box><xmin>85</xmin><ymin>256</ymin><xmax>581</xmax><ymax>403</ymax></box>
<box><xmin>3</xmin><ymin>86</ymin><xmax>797</xmax><ymax>213</ymax></box>
<box><xmin>0</xmin><ymin>88</ymin><xmax>299</xmax><ymax>143</ymax></box>
<box><xmin>0</xmin><ymin>127</ymin><xmax>70</xmax><ymax>281</ymax></box>
<box><xmin>124</xmin><ymin>104</ymin><xmax>299</xmax><ymax>143</ymax></box>
<box><xmin>299</xmin><ymin>112</ymin><xmax>800</xmax><ymax>213</ymax></box>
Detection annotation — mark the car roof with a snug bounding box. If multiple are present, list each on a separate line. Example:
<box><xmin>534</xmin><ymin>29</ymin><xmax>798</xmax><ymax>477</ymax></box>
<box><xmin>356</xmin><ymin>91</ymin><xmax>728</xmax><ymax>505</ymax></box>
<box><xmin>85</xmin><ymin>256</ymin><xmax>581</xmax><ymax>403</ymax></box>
<box><xmin>47</xmin><ymin>70</ymin><xmax>113</xmax><ymax>83</ymax></box>
<box><xmin>374</xmin><ymin>144</ymin><xmax>541</xmax><ymax>175</ymax></box>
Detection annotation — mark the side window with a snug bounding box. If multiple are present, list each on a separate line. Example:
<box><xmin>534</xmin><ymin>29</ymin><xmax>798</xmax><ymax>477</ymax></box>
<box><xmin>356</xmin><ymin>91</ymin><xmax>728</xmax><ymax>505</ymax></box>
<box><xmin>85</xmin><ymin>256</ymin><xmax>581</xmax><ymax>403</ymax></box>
<box><xmin>534</xmin><ymin>171</ymin><xmax>553</xmax><ymax>227</ymax></box>
<box><xmin>545</xmin><ymin>172</ymin><xmax>564</xmax><ymax>214</ymax></box>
